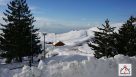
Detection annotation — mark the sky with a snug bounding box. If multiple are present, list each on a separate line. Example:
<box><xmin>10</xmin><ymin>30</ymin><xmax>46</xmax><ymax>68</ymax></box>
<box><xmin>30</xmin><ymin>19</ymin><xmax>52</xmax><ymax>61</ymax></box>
<box><xmin>0</xmin><ymin>0</ymin><xmax>136</xmax><ymax>33</ymax></box>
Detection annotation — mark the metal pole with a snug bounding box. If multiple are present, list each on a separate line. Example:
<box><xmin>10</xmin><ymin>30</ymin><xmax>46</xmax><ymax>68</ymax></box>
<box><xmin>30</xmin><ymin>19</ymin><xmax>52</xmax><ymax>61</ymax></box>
<box><xmin>29</xmin><ymin>27</ymin><xmax>32</xmax><ymax>67</ymax></box>
<box><xmin>43</xmin><ymin>33</ymin><xmax>47</xmax><ymax>58</ymax></box>
<box><xmin>43</xmin><ymin>34</ymin><xmax>45</xmax><ymax>58</ymax></box>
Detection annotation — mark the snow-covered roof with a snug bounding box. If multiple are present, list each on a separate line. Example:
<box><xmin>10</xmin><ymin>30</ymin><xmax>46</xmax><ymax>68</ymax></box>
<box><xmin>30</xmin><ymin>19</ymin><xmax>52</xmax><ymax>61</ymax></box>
<box><xmin>133</xmin><ymin>22</ymin><xmax>136</xmax><ymax>26</ymax></box>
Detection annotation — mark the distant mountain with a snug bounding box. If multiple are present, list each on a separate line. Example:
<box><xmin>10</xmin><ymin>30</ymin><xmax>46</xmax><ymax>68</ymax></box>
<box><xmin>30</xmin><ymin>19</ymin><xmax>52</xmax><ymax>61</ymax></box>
<box><xmin>39</xmin><ymin>23</ymin><xmax>122</xmax><ymax>46</ymax></box>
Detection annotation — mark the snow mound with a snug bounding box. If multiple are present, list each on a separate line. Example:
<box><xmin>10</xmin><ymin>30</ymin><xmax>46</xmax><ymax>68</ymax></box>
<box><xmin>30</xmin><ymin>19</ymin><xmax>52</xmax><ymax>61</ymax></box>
<box><xmin>45</xmin><ymin>55</ymin><xmax>88</xmax><ymax>64</ymax></box>
<box><xmin>13</xmin><ymin>55</ymin><xmax>136</xmax><ymax>77</ymax></box>
<box><xmin>38</xmin><ymin>60</ymin><xmax>46</xmax><ymax>70</ymax></box>
<box><xmin>13</xmin><ymin>66</ymin><xmax>41</xmax><ymax>77</ymax></box>
<box><xmin>0</xmin><ymin>68</ymin><xmax>11</xmax><ymax>77</ymax></box>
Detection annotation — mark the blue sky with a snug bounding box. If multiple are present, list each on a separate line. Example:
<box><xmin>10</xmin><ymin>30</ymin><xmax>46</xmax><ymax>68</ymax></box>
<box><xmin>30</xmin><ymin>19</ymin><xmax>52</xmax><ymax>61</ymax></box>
<box><xmin>0</xmin><ymin>0</ymin><xmax>136</xmax><ymax>33</ymax></box>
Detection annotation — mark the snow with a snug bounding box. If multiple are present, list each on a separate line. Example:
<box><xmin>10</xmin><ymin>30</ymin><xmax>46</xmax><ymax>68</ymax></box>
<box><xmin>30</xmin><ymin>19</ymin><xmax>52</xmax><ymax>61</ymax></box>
<box><xmin>0</xmin><ymin>58</ymin><xmax>6</xmax><ymax>64</ymax></box>
<box><xmin>0</xmin><ymin>68</ymin><xmax>11</xmax><ymax>77</ymax></box>
<box><xmin>132</xmin><ymin>22</ymin><xmax>136</xmax><ymax>25</ymax></box>
<box><xmin>45</xmin><ymin>55</ymin><xmax>88</xmax><ymax>64</ymax></box>
<box><xmin>39</xmin><ymin>23</ymin><xmax>122</xmax><ymax>46</ymax></box>
<box><xmin>1</xmin><ymin>55</ymin><xmax>136</xmax><ymax>77</ymax></box>
<box><xmin>3</xmin><ymin>24</ymin><xmax>135</xmax><ymax>77</ymax></box>
<box><xmin>12</xmin><ymin>55</ymin><xmax>136</xmax><ymax>77</ymax></box>
<box><xmin>38</xmin><ymin>60</ymin><xmax>45</xmax><ymax>69</ymax></box>
<box><xmin>57</xmin><ymin>30</ymin><xmax>87</xmax><ymax>41</ymax></box>
<box><xmin>87</xmin><ymin>27</ymin><xmax>99</xmax><ymax>36</ymax></box>
<box><xmin>78</xmin><ymin>44</ymin><xmax>94</xmax><ymax>54</ymax></box>
<box><xmin>39</xmin><ymin>27</ymin><xmax>98</xmax><ymax>46</ymax></box>
<box><xmin>46</xmin><ymin>44</ymin><xmax>94</xmax><ymax>60</ymax></box>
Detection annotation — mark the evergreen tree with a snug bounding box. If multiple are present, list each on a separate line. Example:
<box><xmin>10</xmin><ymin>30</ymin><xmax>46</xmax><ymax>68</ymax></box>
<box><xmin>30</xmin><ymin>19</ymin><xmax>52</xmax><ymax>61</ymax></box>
<box><xmin>0</xmin><ymin>0</ymin><xmax>41</xmax><ymax>63</ymax></box>
<box><xmin>88</xmin><ymin>19</ymin><xmax>117</xmax><ymax>58</ymax></box>
<box><xmin>116</xmin><ymin>16</ymin><xmax>136</xmax><ymax>56</ymax></box>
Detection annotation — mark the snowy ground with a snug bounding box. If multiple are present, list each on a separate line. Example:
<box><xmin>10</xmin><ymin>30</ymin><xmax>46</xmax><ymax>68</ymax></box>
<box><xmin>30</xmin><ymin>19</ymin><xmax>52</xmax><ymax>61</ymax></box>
<box><xmin>1</xmin><ymin>55</ymin><xmax>136</xmax><ymax>77</ymax></box>
<box><xmin>1</xmin><ymin>25</ymin><xmax>136</xmax><ymax>77</ymax></box>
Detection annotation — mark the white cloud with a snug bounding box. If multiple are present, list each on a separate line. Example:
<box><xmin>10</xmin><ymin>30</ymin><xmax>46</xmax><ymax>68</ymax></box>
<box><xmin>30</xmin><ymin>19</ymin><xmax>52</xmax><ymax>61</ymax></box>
<box><xmin>111</xmin><ymin>22</ymin><xmax>123</xmax><ymax>27</ymax></box>
<box><xmin>29</xmin><ymin>6</ymin><xmax>38</xmax><ymax>11</ymax></box>
<box><xmin>34</xmin><ymin>17</ymin><xmax>73</xmax><ymax>33</ymax></box>
<box><xmin>34</xmin><ymin>16</ymin><xmax>124</xmax><ymax>34</ymax></box>
<box><xmin>35</xmin><ymin>17</ymin><xmax>55</xmax><ymax>27</ymax></box>
<box><xmin>34</xmin><ymin>17</ymin><xmax>102</xmax><ymax>33</ymax></box>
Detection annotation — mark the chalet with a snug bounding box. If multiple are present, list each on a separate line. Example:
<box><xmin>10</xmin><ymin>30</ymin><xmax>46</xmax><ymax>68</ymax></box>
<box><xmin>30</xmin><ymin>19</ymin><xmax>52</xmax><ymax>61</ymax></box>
<box><xmin>46</xmin><ymin>42</ymin><xmax>53</xmax><ymax>44</ymax></box>
<box><xmin>53</xmin><ymin>41</ymin><xmax>65</xmax><ymax>46</ymax></box>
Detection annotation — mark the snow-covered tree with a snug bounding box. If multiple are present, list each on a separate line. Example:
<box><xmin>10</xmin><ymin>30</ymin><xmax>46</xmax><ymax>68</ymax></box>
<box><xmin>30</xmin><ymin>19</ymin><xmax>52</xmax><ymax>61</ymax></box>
<box><xmin>88</xmin><ymin>19</ymin><xmax>117</xmax><ymax>58</ymax></box>
<box><xmin>0</xmin><ymin>0</ymin><xmax>42</xmax><ymax>63</ymax></box>
<box><xmin>116</xmin><ymin>16</ymin><xmax>136</xmax><ymax>56</ymax></box>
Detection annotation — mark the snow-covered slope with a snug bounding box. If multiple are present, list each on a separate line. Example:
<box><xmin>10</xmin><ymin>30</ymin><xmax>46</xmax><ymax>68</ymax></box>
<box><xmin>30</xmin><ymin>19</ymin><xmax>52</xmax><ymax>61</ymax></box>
<box><xmin>40</xmin><ymin>23</ymin><xmax>122</xmax><ymax>46</ymax></box>
<box><xmin>39</xmin><ymin>27</ymin><xmax>101</xmax><ymax>46</ymax></box>
<box><xmin>57</xmin><ymin>30</ymin><xmax>88</xmax><ymax>41</ymax></box>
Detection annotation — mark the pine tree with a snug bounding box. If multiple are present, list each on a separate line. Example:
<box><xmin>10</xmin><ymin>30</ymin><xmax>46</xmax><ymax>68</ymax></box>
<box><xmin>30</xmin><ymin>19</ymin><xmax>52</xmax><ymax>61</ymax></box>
<box><xmin>0</xmin><ymin>0</ymin><xmax>41</xmax><ymax>63</ymax></box>
<box><xmin>116</xmin><ymin>16</ymin><xmax>136</xmax><ymax>56</ymax></box>
<box><xmin>88</xmin><ymin>19</ymin><xmax>117</xmax><ymax>58</ymax></box>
